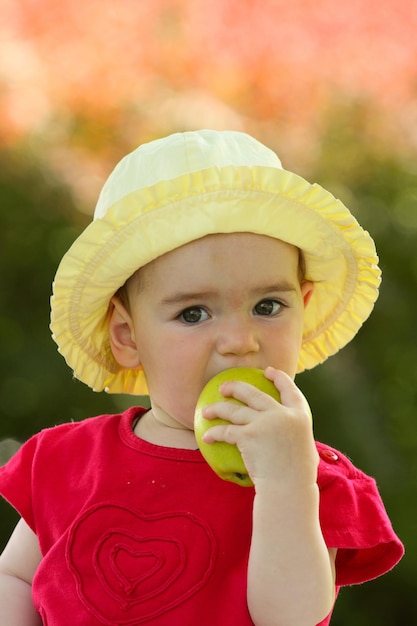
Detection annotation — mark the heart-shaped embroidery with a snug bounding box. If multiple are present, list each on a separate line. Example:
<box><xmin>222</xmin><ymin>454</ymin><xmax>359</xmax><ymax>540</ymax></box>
<box><xmin>108</xmin><ymin>542</ymin><xmax>163</xmax><ymax>595</ymax></box>
<box><xmin>66</xmin><ymin>504</ymin><xmax>217</xmax><ymax>624</ymax></box>
<box><xmin>97</xmin><ymin>532</ymin><xmax>184</xmax><ymax>605</ymax></box>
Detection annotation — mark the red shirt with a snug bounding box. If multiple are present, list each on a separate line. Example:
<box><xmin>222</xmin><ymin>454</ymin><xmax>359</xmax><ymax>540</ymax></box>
<box><xmin>0</xmin><ymin>407</ymin><xmax>404</xmax><ymax>625</ymax></box>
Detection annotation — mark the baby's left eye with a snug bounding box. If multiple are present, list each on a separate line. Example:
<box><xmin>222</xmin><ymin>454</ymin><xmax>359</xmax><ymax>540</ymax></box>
<box><xmin>253</xmin><ymin>299</ymin><xmax>282</xmax><ymax>316</ymax></box>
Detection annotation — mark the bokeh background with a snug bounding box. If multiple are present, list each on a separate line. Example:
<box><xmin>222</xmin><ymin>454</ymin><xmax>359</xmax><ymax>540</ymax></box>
<box><xmin>1</xmin><ymin>1</ymin><xmax>416</xmax><ymax>623</ymax></box>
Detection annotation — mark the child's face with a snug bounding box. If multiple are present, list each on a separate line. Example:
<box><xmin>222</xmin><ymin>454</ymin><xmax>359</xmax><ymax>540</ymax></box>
<box><xmin>115</xmin><ymin>233</ymin><xmax>313</xmax><ymax>431</ymax></box>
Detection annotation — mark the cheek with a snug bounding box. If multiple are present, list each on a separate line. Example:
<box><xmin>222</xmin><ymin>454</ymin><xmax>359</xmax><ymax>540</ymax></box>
<box><xmin>139</xmin><ymin>340</ymin><xmax>194</xmax><ymax>395</ymax></box>
<box><xmin>267</xmin><ymin>320</ymin><xmax>304</xmax><ymax>374</ymax></box>
<box><xmin>148</xmin><ymin>339</ymin><xmax>204</xmax><ymax>393</ymax></box>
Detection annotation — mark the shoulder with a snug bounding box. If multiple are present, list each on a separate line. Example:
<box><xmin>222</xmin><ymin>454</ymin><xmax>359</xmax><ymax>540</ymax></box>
<box><xmin>315</xmin><ymin>441</ymin><xmax>371</xmax><ymax>484</ymax></box>
<box><xmin>315</xmin><ymin>441</ymin><xmax>383</xmax><ymax>521</ymax></box>
<box><xmin>28</xmin><ymin>406</ymin><xmax>142</xmax><ymax>450</ymax></box>
<box><xmin>0</xmin><ymin>407</ymin><xmax>144</xmax><ymax>489</ymax></box>
<box><xmin>0</xmin><ymin>407</ymin><xmax>145</xmax><ymax>533</ymax></box>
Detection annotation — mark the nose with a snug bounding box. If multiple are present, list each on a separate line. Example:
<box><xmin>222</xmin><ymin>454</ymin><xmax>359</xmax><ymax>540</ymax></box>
<box><xmin>216</xmin><ymin>317</ymin><xmax>260</xmax><ymax>357</ymax></box>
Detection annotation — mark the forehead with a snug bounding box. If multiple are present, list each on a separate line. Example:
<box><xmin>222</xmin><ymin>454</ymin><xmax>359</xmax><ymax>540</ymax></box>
<box><xmin>138</xmin><ymin>233</ymin><xmax>300</xmax><ymax>283</ymax></box>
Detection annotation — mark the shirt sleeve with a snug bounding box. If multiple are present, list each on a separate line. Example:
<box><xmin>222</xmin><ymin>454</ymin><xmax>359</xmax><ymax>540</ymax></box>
<box><xmin>0</xmin><ymin>433</ymin><xmax>39</xmax><ymax>532</ymax></box>
<box><xmin>316</xmin><ymin>443</ymin><xmax>404</xmax><ymax>586</ymax></box>
<box><xmin>0</xmin><ymin>423</ymin><xmax>77</xmax><ymax>534</ymax></box>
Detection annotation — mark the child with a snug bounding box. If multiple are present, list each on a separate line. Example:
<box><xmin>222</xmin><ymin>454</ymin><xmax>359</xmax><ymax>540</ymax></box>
<box><xmin>0</xmin><ymin>130</ymin><xmax>404</xmax><ymax>625</ymax></box>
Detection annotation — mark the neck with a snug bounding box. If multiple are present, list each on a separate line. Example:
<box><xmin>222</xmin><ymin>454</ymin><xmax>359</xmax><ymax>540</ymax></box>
<box><xmin>134</xmin><ymin>406</ymin><xmax>198</xmax><ymax>450</ymax></box>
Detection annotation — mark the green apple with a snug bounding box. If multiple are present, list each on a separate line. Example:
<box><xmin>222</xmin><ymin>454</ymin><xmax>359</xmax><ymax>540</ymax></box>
<box><xmin>194</xmin><ymin>367</ymin><xmax>281</xmax><ymax>487</ymax></box>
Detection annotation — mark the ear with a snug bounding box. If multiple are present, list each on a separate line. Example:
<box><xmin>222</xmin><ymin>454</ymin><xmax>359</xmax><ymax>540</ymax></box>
<box><xmin>108</xmin><ymin>297</ymin><xmax>141</xmax><ymax>368</ymax></box>
<box><xmin>301</xmin><ymin>280</ymin><xmax>314</xmax><ymax>308</ymax></box>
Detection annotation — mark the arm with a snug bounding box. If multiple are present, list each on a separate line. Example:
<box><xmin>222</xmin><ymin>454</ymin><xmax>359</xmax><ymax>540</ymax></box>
<box><xmin>202</xmin><ymin>368</ymin><xmax>336</xmax><ymax>626</ymax></box>
<box><xmin>248</xmin><ymin>473</ymin><xmax>336</xmax><ymax>626</ymax></box>
<box><xmin>0</xmin><ymin>518</ymin><xmax>43</xmax><ymax>626</ymax></box>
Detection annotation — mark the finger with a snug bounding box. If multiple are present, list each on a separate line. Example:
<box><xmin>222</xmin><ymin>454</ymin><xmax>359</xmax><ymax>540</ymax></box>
<box><xmin>201</xmin><ymin>422</ymin><xmax>240</xmax><ymax>445</ymax></box>
<box><xmin>202</xmin><ymin>400</ymin><xmax>254</xmax><ymax>425</ymax></box>
<box><xmin>264</xmin><ymin>368</ymin><xmax>311</xmax><ymax>417</ymax></box>
<box><xmin>217</xmin><ymin>379</ymin><xmax>281</xmax><ymax>411</ymax></box>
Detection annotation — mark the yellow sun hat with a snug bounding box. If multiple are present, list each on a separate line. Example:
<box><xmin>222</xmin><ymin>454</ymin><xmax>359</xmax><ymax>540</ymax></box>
<box><xmin>50</xmin><ymin>130</ymin><xmax>380</xmax><ymax>395</ymax></box>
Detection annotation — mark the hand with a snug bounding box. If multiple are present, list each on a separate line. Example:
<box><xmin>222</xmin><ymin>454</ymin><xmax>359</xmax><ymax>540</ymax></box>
<box><xmin>201</xmin><ymin>367</ymin><xmax>319</xmax><ymax>489</ymax></box>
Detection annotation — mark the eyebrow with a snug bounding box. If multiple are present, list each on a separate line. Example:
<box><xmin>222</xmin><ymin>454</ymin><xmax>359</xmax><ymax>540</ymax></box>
<box><xmin>160</xmin><ymin>282</ymin><xmax>298</xmax><ymax>306</ymax></box>
<box><xmin>160</xmin><ymin>291</ymin><xmax>217</xmax><ymax>306</ymax></box>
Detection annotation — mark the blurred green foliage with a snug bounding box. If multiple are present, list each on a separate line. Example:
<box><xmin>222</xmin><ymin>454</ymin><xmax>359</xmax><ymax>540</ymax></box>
<box><xmin>0</xmin><ymin>149</ymin><xmax>135</xmax><ymax>544</ymax></box>
<box><xmin>299</xmin><ymin>109</ymin><xmax>417</xmax><ymax>623</ymax></box>
<box><xmin>1</xmin><ymin>115</ymin><xmax>416</xmax><ymax>623</ymax></box>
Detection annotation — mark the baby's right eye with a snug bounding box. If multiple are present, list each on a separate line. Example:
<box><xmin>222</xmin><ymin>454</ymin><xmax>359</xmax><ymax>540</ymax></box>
<box><xmin>178</xmin><ymin>306</ymin><xmax>209</xmax><ymax>324</ymax></box>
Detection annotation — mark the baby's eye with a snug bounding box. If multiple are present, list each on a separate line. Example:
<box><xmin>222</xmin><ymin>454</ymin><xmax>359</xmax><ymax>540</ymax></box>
<box><xmin>253</xmin><ymin>299</ymin><xmax>282</xmax><ymax>316</ymax></box>
<box><xmin>179</xmin><ymin>306</ymin><xmax>209</xmax><ymax>324</ymax></box>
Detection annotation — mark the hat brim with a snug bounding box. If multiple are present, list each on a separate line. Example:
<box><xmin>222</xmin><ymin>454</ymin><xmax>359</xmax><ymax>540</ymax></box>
<box><xmin>50</xmin><ymin>164</ymin><xmax>380</xmax><ymax>394</ymax></box>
